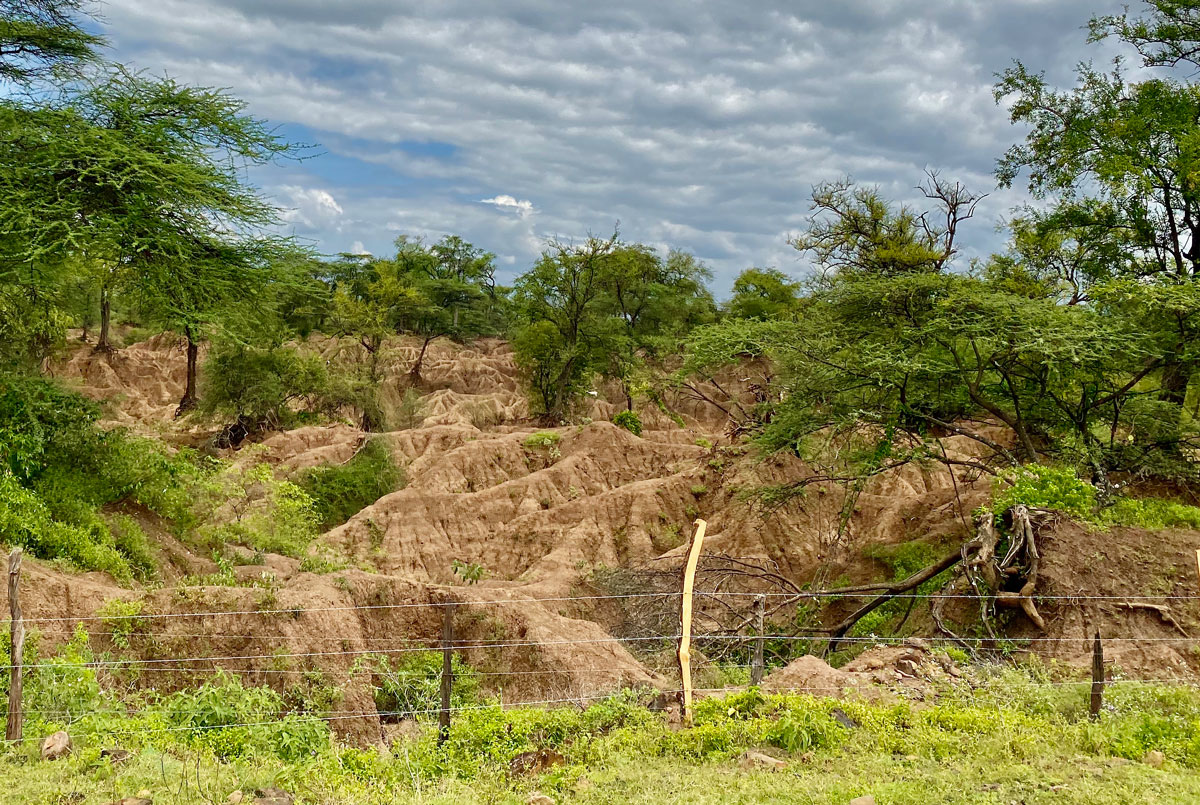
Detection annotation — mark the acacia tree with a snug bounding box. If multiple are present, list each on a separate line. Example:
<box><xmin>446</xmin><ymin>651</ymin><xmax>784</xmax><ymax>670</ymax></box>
<box><xmin>725</xmin><ymin>268</ymin><xmax>802</xmax><ymax>320</ymax></box>
<box><xmin>0</xmin><ymin>0</ymin><xmax>103</xmax><ymax>86</ymax></box>
<box><xmin>0</xmin><ymin>68</ymin><xmax>300</xmax><ymax>411</ymax></box>
<box><xmin>511</xmin><ymin>232</ymin><xmax>621</xmax><ymax>421</ymax></box>
<box><xmin>996</xmin><ymin>27</ymin><xmax>1200</xmax><ymax>409</ymax></box>
<box><xmin>684</xmin><ymin>178</ymin><xmax>1167</xmax><ymax>488</ymax></box>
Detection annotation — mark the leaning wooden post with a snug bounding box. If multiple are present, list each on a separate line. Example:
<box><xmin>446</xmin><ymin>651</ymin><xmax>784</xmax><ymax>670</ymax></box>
<box><xmin>750</xmin><ymin>593</ymin><xmax>766</xmax><ymax>687</ymax></box>
<box><xmin>1089</xmin><ymin>630</ymin><xmax>1105</xmax><ymax>722</ymax></box>
<box><xmin>438</xmin><ymin>599</ymin><xmax>454</xmax><ymax>746</ymax></box>
<box><xmin>6</xmin><ymin>548</ymin><xmax>24</xmax><ymax>744</ymax></box>
<box><xmin>678</xmin><ymin>519</ymin><xmax>707</xmax><ymax>727</ymax></box>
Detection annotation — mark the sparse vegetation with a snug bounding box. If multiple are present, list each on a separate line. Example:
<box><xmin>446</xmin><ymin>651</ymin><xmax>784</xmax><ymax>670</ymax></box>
<box><xmin>613</xmin><ymin>409</ymin><xmax>643</xmax><ymax>436</ymax></box>
<box><xmin>300</xmin><ymin>438</ymin><xmax>404</xmax><ymax>530</ymax></box>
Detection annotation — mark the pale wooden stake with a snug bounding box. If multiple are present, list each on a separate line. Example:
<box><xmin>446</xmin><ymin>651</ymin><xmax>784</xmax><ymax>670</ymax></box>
<box><xmin>6</xmin><ymin>548</ymin><xmax>23</xmax><ymax>744</ymax></box>
<box><xmin>1194</xmin><ymin>549</ymin><xmax>1200</xmax><ymax>594</ymax></box>
<box><xmin>750</xmin><ymin>593</ymin><xmax>766</xmax><ymax>687</ymax></box>
<box><xmin>678</xmin><ymin>518</ymin><xmax>707</xmax><ymax>726</ymax></box>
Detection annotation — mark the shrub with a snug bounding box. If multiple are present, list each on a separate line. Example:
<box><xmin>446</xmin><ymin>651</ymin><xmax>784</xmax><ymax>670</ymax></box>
<box><xmin>300</xmin><ymin>438</ymin><xmax>404</xmax><ymax>530</ymax></box>
<box><xmin>992</xmin><ymin>464</ymin><xmax>1096</xmax><ymax>521</ymax></box>
<box><xmin>191</xmin><ymin>459</ymin><xmax>321</xmax><ymax>557</ymax></box>
<box><xmin>613</xmin><ymin>409</ymin><xmax>643</xmax><ymax>436</ymax></box>
<box><xmin>163</xmin><ymin>672</ymin><xmax>329</xmax><ymax>762</ymax></box>
<box><xmin>96</xmin><ymin>597</ymin><xmax>145</xmax><ymax>649</ymax></box>
<box><xmin>199</xmin><ymin>341</ymin><xmax>343</xmax><ymax>433</ymax></box>
<box><xmin>523</xmin><ymin>431</ymin><xmax>561</xmax><ymax>451</ymax></box>
<box><xmin>1100</xmin><ymin>496</ymin><xmax>1200</xmax><ymax>530</ymax></box>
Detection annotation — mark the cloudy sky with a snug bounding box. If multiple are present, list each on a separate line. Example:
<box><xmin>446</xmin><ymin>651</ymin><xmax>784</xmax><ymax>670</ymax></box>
<box><xmin>96</xmin><ymin>0</ymin><xmax>1129</xmax><ymax>292</ymax></box>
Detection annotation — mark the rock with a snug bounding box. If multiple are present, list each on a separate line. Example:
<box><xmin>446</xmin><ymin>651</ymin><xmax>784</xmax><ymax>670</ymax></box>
<box><xmin>40</xmin><ymin>731</ymin><xmax>72</xmax><ymax>760</ymax></box>
<box><xmin>830</xmin><ymin>707</ymin><xmax>857</xmax><ymax>728</ymax></box>
<box><xmin>848</xmin><ymin>797</ymin><xmax>877</xmax><ymax>805</ymax></box>
<box><xmin>527</xmin><ymin>795</ymin><xmax>556</xmax><ymax>805</ymax></box>
<box><xmin>509</xmin><ymin>748</ymin><xmax>566</xmax><ymax>776</ymax></box>
<box><xmin>105</xmin><ymin>799</ymin><xmax>151</xmax><ymax>805</ymax></box>
<box><xmin>227</xmin><ymin>793</ymin><xmax>245</xmax><ymax>804</ymax></box>
<box><xmin>738</xmin><ymin>750</ymin><xmax>788</xmax><ymax>771</ymax></box>
<box><xmin>1144</xmin><ymin>750</ymin><xmax>1166</xmax><ymax>769</ymax></box>
<box><xmin>252</xmin><ymin>788</ymin><xmax>293</xmax><ymax>805</ymax></box>
<box><xmin>135</xmin><ymin>793</ymin><xmax>152</xmax><ymax>800</ymax></box>
<box><xmin>101</xmin><ymin>748</ymin><xmax>132</xmax><ymax>765</ymax></box>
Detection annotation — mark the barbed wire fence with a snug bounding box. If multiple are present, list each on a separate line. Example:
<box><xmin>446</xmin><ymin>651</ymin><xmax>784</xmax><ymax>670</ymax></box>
<box><xmin>6</xmin><ymin>537</ymin><xmax>1200</xmax><ymax>744</ymax></box>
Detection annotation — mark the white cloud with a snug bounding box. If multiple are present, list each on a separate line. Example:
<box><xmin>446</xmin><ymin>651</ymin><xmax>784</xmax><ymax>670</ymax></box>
<box><xmin>278</xmin><ymin>185</ymin><xmax>345</xmax><ymax>232</ymax></box>
<box><xmin>98</xmin><ymin>0</ymin><xmax>1130</xmax><ymax>292</ymax></box>
<box><xmin>479</xmin><ymin>195</ymin><xmax>535</xmax><ymax>218</ymax></box>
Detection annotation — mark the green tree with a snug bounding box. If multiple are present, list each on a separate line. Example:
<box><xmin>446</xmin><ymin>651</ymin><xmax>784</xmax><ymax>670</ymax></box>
<box><xmin>995</xmin><ymin>27</ymin><xmax>1200</xmax><ymax>411</ymax></box>
<box><xmin>0</xmin><ymin>68</ymin><xmax>301</xmax><ymax>410</ymax></box>
<box><xmin>684</xmin><ymin>178</ymin><xmax>1169</xmax><ymax>490</ymax></box>
<box><xmin>726</xmin><ymin>268</ymin><xmax>802</xmax><ymax>320</ymax></box>
<box><xmin>0</xmin><ymin>0</ymin><xmax>103</xmax><ymax>86</ymax></box>
<box><xmin>511</xmin><ymin>232</ymin><xmax>622</xmax><ymax>421</ymax></box>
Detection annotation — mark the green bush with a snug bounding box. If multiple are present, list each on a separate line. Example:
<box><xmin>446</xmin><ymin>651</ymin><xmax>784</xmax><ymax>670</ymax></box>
<box><xmin>992</xmin><ymin>464</ymin><xmax>1096</xmax><ymax>521</ymax></box>
<box><xmin>163</xmin><ymin>671</ymin><xmax>329</xmax><ymax>762</ymax></box>
<box><xmin>0</xmin><ymin>372</ymin><xmax>214</xmax><ymax>578</ymax></box>
<box><xmin>612</xmin><ymin>409</ymin><xmax>643</xmax><ymax>436</ymax></box>
<box><xmin>523</xmin><ymin>431</ymin><xmax>561</xmax><ymax>451</ymax></box>
<box><xmin>300</xmin><ymin>438</ymin><xmax>404</xmax><ymax>530</ymax></box>
<box><xmin>199</xmin><ymin>341</ymin><xmax>345</xmax><ymax>432</ymax></box>
<box><xmin>1100</xmin><ymin>497</ymin><xmax>1200</xmax><ymax>530</ymax></box>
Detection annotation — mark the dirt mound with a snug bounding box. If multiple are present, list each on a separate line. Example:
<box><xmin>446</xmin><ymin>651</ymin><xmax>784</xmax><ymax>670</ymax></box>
<box><xmin>763</xmin><ymin>640</ymin><xmax>965</xmax><ymax>700</ymax></box>
<box><xmin>54</xmin><ymin>333</ymin><xmax>192</xmax><ymax>426</ymax></box>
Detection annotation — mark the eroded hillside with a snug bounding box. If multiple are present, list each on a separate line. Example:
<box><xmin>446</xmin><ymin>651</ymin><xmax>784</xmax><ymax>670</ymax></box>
<box><xmin>24</xmin><ymin>332</ymin><xmax>1200</xmax><ymax>742</ymax></box>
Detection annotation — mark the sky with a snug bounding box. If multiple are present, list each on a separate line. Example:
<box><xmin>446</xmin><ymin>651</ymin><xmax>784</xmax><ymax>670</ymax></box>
<box><xmin>95</xmin><ymin>0</ymin><xmax>1129</xmax><ymax>292</ymax></box>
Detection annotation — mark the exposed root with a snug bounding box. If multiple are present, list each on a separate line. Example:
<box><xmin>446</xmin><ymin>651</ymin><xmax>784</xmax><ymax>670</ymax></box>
<box><xmin>1113</xmin><ymin>601</ymin><xmax>1190</xmax><ymax>637</ymax></box>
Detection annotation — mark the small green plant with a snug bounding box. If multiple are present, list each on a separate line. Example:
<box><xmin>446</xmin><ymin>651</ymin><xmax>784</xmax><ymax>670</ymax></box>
<box><xmin>452</xmin><ymin>559</ymin><xmax>487</xmax><ymax>584</ymax></box>
<box><xmin>523</xmin><ymin>431</ymin><xmax>562</xmax><ymax>462</ymax></box>
<box><xmin>357</xmin><ymin>651</ymin><xmax>481</xmax><ymax>718</ymax></box>
<box><xmin>992</xmin><ymin>464</ymin><xmax>1096</xmax><ymax>521</ymax></box>
<box><xmin>694</xmin><ymin>437</ymin><xmax>713</xmax><ymax>449</ymax></box>
<box><xmin>613</xmin><ymin>410</ymin><xmax>643</xmax><ymax>436</ymax></box>
<box><xmin>690</xmin><ymin>484</ymin><xmax>708</xmax><ymax>496</ymax></box>
<box><xmin>96</xmin><ymin>597</ymin><xmax>145</xmax><ymax>650</ymax></box>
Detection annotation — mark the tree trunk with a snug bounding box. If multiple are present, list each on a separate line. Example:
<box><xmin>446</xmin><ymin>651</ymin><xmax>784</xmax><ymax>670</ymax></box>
<box><xmin>94</xmin><ymin>287</ymin><xmax>112</xmax><ymax>352</ymax></box>
<box><xmin>1161</xmin><ymin>357</ymin><xmax>1191</xmax><ymax>408</ymax></box>
<box><xmin>176</xmin><ymin>328</ymin><xmax>199</xmax><ymax>416</ymax></box>
<box><xmin>408</xmin><ymin>335</ymin><xmax>437</xmax><ymax>386</ymax></box>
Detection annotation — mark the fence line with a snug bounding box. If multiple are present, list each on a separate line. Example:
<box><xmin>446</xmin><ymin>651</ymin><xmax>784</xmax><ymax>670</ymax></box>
<box><xmin>19</xmin><ymin>590</ymin><xmax>1200</xmax><ymax>625</ymax></box>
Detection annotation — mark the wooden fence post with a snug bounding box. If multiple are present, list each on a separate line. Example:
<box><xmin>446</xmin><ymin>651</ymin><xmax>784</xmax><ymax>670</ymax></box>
<box><xmin>6</xmin><ymin>548</ymin><xmax>23</xmax><ymax>744</ymax></box>
<box><xmin>750</xmin><ymin>593</ymin><xmax>766</xmax><ymax>687</ymax></box>
<box><xmin>1089</xmin><ymin>631</ymin><xmax>1105</xmax><ymax>722</ymax></box>
<box><xmin>678</xmin><ymin>518</ymin><xmax>707</xmax><ymax>727</ymax></box>
<box><xmin>438</xmin><ymin>600</ymin><xmax>454</xmax><ymax>746</ymax></box>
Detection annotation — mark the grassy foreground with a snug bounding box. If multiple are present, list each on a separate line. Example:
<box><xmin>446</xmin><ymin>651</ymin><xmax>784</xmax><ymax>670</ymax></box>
<box><xmin>5</xmin><ymin>663</ymin><xmax>1200</xmax><ymax>804</ymax></box>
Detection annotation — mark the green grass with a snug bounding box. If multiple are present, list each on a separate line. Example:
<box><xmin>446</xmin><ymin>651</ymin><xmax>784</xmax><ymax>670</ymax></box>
<box><xmin>8</xmin><ymin>652</ymin><xmax>1200</xmax><ymax>804</ymax></box>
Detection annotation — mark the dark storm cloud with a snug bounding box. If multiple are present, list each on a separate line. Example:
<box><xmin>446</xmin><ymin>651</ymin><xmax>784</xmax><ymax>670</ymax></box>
<box><xmin>98</xmin><ymin>0</ymin><xmax>1127</xmax><ymax>289</ymax></box>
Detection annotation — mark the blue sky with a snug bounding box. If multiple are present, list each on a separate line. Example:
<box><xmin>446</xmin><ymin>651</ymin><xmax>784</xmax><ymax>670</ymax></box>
<box><xmin>94</xmin><ymin>0</ymin><xmax>1128</xmax><ymax>292</ymax></box>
